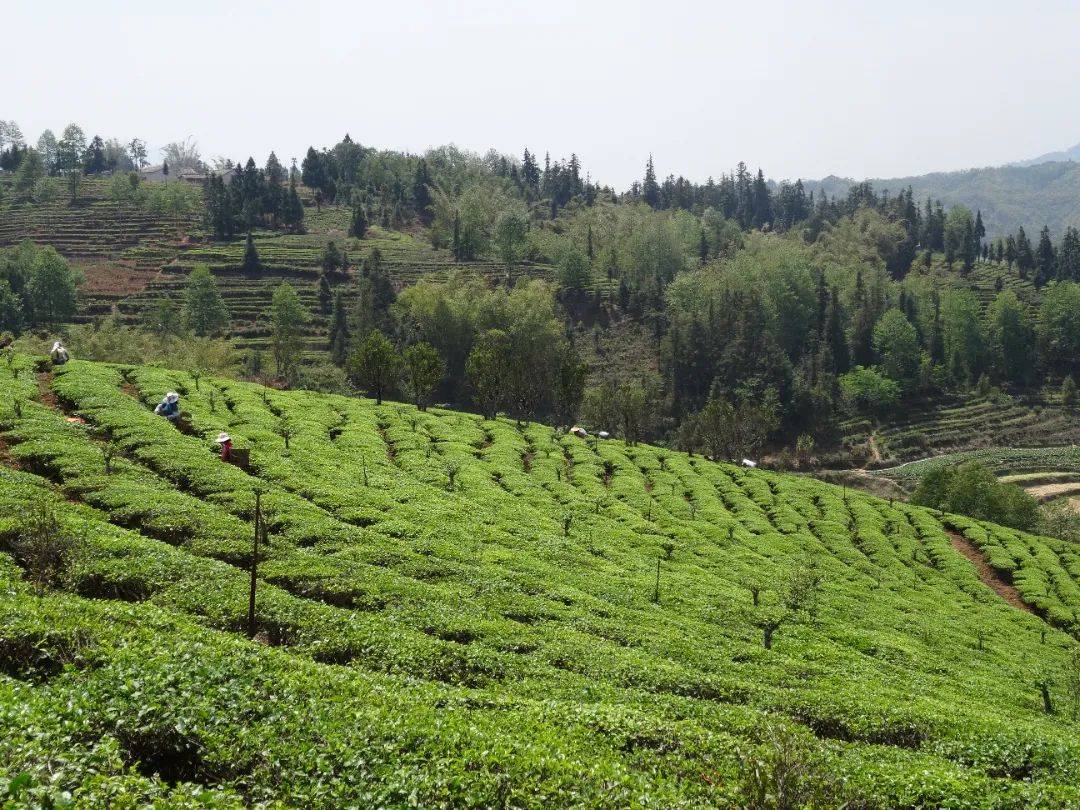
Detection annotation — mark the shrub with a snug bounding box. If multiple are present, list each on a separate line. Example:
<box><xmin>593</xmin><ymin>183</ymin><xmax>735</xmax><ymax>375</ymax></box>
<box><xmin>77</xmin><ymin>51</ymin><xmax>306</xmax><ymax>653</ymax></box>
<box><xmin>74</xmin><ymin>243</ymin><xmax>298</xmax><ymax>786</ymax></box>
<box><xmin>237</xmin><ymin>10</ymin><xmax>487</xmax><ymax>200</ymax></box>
<box><xmin>14</xmin><ymin>495</ymin><xmax>78</xmax><ymax>595</ymax></box>
<box><xmin>839</xmin><ymin>366</ymin><xmax>901</xmax><ymax>416</ymax></box>
<box><xmin>912</xmin><ymin>463</ymin><xmax>1041</xmax><ymax>532</ymax></box>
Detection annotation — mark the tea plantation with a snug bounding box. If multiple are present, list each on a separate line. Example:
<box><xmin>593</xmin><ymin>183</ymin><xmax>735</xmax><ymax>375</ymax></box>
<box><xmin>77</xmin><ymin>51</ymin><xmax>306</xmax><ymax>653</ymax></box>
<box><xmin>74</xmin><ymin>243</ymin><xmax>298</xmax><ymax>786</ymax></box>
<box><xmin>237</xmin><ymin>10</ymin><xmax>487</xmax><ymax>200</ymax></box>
<box><xmin>1</xmin><ymin>355</ymin><xmax>1079</xmax><ymax>807</ymax></box>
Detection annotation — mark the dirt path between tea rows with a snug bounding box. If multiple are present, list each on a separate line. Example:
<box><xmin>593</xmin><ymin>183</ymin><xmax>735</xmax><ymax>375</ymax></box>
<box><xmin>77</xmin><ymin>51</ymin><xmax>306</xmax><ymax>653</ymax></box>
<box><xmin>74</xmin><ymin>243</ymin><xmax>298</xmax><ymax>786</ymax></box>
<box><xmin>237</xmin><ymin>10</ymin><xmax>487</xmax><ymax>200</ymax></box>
<box><xmin>947</xmin><ymin>531</ymin><xmax>1032</xmax><ymax>614</ymax></box>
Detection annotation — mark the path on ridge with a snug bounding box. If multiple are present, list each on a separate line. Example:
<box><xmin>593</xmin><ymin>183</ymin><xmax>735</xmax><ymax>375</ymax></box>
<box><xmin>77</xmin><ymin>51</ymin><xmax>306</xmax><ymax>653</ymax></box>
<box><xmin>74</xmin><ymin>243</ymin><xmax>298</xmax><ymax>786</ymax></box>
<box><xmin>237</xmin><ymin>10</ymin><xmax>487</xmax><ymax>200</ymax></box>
<box><xmin>947</xmin><ymin>530</ymin><xmax>1032</xmax><ymax>614</ymax></box>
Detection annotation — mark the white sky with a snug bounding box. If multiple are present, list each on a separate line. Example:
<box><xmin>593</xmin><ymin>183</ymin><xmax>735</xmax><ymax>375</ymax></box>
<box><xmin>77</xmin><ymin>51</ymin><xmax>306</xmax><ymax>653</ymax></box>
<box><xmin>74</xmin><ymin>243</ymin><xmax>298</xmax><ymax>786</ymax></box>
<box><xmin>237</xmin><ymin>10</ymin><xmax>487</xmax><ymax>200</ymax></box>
<box><xmin>8</xmin><ymin>0</ymin><xmax>1080</xmax><ymax>188</ymax></box>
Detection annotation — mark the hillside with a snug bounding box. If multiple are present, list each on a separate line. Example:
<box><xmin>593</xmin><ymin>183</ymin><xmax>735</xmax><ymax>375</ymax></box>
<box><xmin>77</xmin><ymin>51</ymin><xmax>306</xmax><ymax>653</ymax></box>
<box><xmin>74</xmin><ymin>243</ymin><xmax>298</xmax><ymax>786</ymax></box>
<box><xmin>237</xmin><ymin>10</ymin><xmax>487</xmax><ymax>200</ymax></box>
<box><xmin>803</xmin><ymin>160</ymin><xmax>1080</xmax><ymax>238</ymax></box>
<box><xmin>0</xmin><ymin>354</ymin><xmax>1078</xmax><ymax>806</ymax></box>
<box><xmin>0</xmin><ymin>178</ymin><xmax>552</xmax><ymax>358</ymax></box>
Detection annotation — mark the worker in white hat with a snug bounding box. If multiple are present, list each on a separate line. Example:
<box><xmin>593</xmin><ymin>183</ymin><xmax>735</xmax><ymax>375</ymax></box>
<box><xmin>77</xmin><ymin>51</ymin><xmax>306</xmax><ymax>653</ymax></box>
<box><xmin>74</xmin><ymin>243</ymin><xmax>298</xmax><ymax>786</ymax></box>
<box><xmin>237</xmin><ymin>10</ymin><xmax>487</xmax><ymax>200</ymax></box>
<box><xmin>154</xmin><ymin>391</ymin><xmax>181</xmax><ymax>422</ymax></box>
<box><xmin>49</xmin><ymin>340</ymin><xmax>70</xmax><ymax>365</ymax></box>
<box><xmin>216</xmin><ymin>431</ymin><xmax>233</xmax><ymax>462</ymax></box>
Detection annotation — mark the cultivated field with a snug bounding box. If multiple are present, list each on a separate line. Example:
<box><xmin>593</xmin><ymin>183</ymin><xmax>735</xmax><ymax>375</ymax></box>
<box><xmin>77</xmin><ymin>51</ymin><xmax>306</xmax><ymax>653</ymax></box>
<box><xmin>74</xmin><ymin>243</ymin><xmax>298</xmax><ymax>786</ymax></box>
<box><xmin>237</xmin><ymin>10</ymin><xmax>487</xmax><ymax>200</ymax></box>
<box><xmin>0</xmin><ymin>354</ymin><xmax>1077</xmax><ymax>806</ymax></box>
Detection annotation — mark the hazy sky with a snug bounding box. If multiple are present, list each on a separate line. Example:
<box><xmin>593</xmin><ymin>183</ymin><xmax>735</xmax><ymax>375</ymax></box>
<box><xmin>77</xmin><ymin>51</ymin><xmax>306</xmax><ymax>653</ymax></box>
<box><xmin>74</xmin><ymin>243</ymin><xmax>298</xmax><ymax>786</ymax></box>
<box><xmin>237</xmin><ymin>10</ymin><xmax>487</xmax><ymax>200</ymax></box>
<box><xmin>8</xmin><ymin>0</ymin><xmax>1080</xmax><ymax>188</ymax></box>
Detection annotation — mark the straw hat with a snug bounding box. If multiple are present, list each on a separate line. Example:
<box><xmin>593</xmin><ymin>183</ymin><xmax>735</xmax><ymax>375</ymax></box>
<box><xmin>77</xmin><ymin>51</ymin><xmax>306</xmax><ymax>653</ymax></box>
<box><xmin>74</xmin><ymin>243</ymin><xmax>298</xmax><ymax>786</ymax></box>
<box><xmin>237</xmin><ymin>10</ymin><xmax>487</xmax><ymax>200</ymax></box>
<box><xmin>165</xmin><ymin>392</ymin><xmax>180</xmax><ymax>403</ymax></box>
<box><xmin>216</xmin><ymin>432</ymin><xmax>231</xmax><ymax>444</ymax></box>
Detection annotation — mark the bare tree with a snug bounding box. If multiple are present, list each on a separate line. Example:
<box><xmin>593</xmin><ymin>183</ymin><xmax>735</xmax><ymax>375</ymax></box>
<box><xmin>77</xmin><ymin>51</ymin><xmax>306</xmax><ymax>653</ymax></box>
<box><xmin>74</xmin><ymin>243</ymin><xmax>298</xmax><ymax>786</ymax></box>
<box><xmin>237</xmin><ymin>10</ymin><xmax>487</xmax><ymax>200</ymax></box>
<box><xmin>161</xmin><ymin>137</ymin><xmax>205</xmax><ymax>174</ymax></box>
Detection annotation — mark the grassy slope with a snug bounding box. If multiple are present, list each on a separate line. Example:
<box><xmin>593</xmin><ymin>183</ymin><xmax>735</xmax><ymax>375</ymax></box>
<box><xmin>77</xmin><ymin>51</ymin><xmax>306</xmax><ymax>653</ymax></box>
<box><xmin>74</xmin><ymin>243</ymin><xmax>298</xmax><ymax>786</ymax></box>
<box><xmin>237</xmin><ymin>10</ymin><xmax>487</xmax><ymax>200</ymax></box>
<box><xmin>0</xmin><ymin>355</ymin><xmax>1077</xmax><ymax>806</ymax></box>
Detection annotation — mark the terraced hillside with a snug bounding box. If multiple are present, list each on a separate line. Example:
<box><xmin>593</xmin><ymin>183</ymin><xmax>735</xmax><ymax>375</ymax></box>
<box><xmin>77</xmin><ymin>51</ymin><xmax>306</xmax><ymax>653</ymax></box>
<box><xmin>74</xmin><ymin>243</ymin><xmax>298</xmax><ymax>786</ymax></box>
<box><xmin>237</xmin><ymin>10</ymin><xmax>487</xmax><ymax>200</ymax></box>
<box><xmin>0</xmin><ymin>355</ymin><xmax>1078</xmax><ymax>806</ymax></box>
<box><xmin>840</xmin><ymin>387</ymin><xmax>1080</xmax><ymax>469</ymax></box>
<box><xmin>880</xmin><ymin>445</ymin><xmax>1080</xmax><ymax>486</ymax></box>
<box><xmin>1</xmin><ymin>178</ymin><xmax>552</xmax><ymax>356</ymax></box>
<box><xmin>0</xmin><ymin>178</ymin><xmax>189</xmax><ymax>311</ymax></box>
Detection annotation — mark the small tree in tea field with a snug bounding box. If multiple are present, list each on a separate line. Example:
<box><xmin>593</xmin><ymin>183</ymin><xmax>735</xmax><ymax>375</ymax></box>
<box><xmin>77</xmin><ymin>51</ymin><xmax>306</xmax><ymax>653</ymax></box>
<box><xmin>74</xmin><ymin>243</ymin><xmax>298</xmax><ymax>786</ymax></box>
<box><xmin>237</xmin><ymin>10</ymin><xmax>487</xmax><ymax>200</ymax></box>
<box><xmin>17</xmin><ymin>495</ymin><xmax>78</xmax><ymax>596</ymax></box>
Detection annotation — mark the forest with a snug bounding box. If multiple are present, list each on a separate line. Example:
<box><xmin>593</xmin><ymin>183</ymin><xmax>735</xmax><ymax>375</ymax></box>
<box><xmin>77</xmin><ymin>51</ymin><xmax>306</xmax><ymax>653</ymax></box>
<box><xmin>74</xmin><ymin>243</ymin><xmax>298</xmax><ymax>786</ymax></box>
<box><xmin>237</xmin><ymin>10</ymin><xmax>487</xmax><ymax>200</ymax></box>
<box><xmin>2</xmin><ymin>120</ymin><xmax>1079</xmax><ymax>469</ymax></box>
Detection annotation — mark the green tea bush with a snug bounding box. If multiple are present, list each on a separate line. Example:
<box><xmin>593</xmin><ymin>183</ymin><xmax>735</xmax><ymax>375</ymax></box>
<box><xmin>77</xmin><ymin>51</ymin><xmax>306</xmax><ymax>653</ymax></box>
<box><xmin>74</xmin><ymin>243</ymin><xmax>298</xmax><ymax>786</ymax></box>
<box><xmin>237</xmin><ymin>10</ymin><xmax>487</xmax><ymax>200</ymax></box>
<box><xmin>0</xmin><ymin>353</ymin><xmax>1078</xmax><ymax>806</ymax></box>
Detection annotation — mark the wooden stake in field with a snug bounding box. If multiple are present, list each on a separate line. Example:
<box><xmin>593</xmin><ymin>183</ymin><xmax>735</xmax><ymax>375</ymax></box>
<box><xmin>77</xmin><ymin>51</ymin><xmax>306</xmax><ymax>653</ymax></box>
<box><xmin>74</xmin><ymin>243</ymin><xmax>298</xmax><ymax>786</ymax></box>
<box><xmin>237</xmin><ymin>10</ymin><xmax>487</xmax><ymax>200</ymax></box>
<box><xmin>248</xmin><ymin>488</ymin><xmax>263</xmax><ymax>639</ymax></box>
<box><xmin>653</xmin><ymin>557</ymin><xmax>661</xmax><ymax>603</ymax></box>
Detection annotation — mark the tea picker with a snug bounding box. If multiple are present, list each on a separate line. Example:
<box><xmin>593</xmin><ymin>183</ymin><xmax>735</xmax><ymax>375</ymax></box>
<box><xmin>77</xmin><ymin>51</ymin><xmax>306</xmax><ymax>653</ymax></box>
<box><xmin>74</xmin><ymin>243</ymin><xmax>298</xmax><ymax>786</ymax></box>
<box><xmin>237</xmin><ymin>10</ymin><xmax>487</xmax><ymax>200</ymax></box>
<box><xmin>217</xmin><ymin>431</ymin><xmax>233</xmax><ymax>462</ymax></box>
<box><xmin>154</xmin><ymin>391</ymin><xmax>182</xmax><ymax>423</ymax></box>
<box><xmin>49</xmin><ymin>340</ymin><xmax>70</xmax><ymax>365</ymax></box>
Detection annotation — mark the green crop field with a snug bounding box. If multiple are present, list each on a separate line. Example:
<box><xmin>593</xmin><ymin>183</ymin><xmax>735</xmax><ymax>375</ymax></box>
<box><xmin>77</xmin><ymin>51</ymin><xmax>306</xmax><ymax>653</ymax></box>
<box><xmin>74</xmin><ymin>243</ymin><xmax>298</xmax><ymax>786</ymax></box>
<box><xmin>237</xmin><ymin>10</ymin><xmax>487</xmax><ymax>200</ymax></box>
<box><xmin>0</xmin><ymin>353</ymin><xmax>1078</xmax><ymax>806</ymax></box>
<box><xmin>880</xmin><ymin>446</ymin><xmax>1080</xmax><ymax>485</ymax></box>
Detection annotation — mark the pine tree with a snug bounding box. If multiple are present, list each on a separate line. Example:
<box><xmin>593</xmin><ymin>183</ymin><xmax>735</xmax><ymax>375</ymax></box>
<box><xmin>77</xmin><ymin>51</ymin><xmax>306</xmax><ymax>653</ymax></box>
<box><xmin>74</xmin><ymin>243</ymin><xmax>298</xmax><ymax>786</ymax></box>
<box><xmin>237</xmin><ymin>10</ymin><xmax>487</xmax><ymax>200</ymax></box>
<box><xmin>317</xmin><ymin>273</ymin><xmax>332</xmax><ymax>315</ymax></box>
<box><xmin>329</xmin><ymin>290</ymin><xmax>350</xmax><ymax>366</ymax></box>
<box><xmin>752</xmin><ymin>169</ymin><xmax>772</xmax><ymax>229</ymax></box>
<box><xmin>241</xmin><ymin>232</ymin><xmax>261</xmax><ymax>272</ymax></box>
<box><xmin>301</xmin><ymin>147</ymin><xmax>328</xmax><ymax>195</ymax></box>
<box><xmin>204</xmin><ymin>174</ymin><xmax>235</xmax><ymax>240</ymax></box>
<box><xmin>349</xmin><ymin>202</ymin><xmax>368</xmax><ymax>239</ymax></box>
<box><xmin>825</xmin><ymin>287</ymin><xmax>849</xmax><ymax>373</ymax></box>
<box><xmin>522</xmin><ymin>149</ymin><xmax>540</xmax><ymax>194</ymax></box>
<box><xmin>929</xmin><ymin>293</ymin><xmax>945</xmax><ymax>364</ymax></box>
<box><xmin>263</xmin><ymin>152</ymin><xmax>285</xmax><ymax>226</ymax></box>
<box><xmin>642</xmin><ymin>155</ymin><xmax>660</xmax><ymax>208</ymax></box>
<box><xmin>282</xmin><ymin>177</ymin><xmax>304</xmax><ymax>232</ymax></box>
<box><xmin>850</xmin><ymin>300</ymin><xmax>876</xmax><ymax>369</ymax></box>
<box><xmin>1015</xmin><ymin>227</ymin><xmax>1035</xmax><ymax>278</ymax></box>
<box><xmin>412</xmin><ymin>158</ymin><xmax>433</xmax><ymax>225</ymax></box>
<box><xmin>1058</xmin><ymin>226</ymin><xmax>1080</xmax><ymax>281</ymax></box>
<box><xmin>1034</xmin><ymin>226</ymin><xmax>1056</xmax><ymax>287</ymax></box>
<box><xmin>321</xmin><ymin>240</ymin><xmax>344</xmax><ymax>275</ymax></box>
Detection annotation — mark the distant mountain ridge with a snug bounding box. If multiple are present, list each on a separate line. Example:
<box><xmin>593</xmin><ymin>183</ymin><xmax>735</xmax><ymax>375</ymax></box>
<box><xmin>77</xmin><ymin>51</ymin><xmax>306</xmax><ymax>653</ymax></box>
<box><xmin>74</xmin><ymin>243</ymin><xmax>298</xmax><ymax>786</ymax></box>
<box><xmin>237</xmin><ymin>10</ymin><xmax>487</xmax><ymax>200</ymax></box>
<box><xmin>1013</xmin><ymin>141</ymin><xmax>1080</xmax><ymax>167</ymax></box>
<box><xmin>800</xmin><ymin>147</ymin><xmax>1080</xmax><ymax>239</ymax></box>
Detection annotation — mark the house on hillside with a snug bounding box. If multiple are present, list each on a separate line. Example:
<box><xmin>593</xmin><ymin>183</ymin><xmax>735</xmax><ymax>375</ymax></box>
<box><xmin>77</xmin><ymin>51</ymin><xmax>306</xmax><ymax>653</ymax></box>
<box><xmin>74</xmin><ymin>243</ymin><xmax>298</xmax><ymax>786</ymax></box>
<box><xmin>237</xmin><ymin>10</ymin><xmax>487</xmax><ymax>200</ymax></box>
<box><xmin>138</xmin><ymin>164</ymin><xmax>239</xmax><ymax>185</ymax></box>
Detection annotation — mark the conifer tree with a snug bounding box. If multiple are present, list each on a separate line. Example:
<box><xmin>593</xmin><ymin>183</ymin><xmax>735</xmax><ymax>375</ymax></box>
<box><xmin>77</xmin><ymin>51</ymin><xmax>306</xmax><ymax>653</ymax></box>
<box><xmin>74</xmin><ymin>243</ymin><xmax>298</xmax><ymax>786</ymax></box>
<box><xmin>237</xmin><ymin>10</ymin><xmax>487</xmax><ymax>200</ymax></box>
<box><xmin>349</xmin><ymin>202</ymin><xmax>368</xmax><ymax>238</ymax></box>
<box><xmin>329</xmin><ymin>290</ymin><xmax>350</xmax><ymax>366</ymax></box>
<box><xmin>929</xmin><ymin>292</ymin><xmax>945</xmax><ymax>364</ymax></box>
<box><xmin>317</xmin><ymin>273</ymin><xmax>332</xmax><ymax>315</ymax></box>
<box><xmin>522</xmin><ymin>148</ymin><xmax>540</xmax><ymax>194</ymax></box>
<box><xmin>1035</xmin><ymin>226</ymin><xmax>1056</xmax><ymax>287</ymax></box>
<box><xmin>241</xmin><ymin>232</ymin><xmax>261</xmax><ymax>272</ymax></box>
<box><xmin>642</xmin><ymin>155</ymin><xmax>660</xmax><ymax>208</ymax></box>
<box><xmin>752</xmin><ymin>169</ymin><xmax>772</xmax><ymax>229</ymax></box>
<box><xmin>412</xmin><ymin>157</ymin><xmax>434</xmax><ymax>224</ymax></box>
<box><xmin>1058</xmin><ymin>226</ymin><xmax>1080</xmax><ymax>282</ymax></box>
<box><xmin>301</xmin><ymin>147</ymin><xmax>328</xmax><ymax>195</ymax></box>
<box><xmin>282</xmin><ymin>177</ymin><xmax>304</xmax><ymax>232</ymax></box>
<box><xmin>1015</xmin><ymin>227</ymin><xmax>1035</xmax><ymax>278</ymax></box>
<box><xmin>321</xmin><ymin>240</ymin><xmax>344</xmax><ymax>275</ymax></box>
<box><xmin>263</xmin><ymin>151</ymin><xmax>285</xmax><ymax>227</ymax></box>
